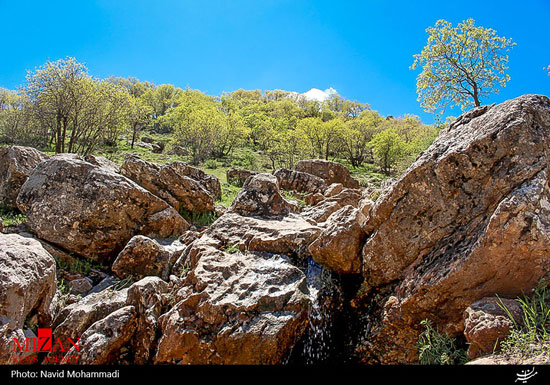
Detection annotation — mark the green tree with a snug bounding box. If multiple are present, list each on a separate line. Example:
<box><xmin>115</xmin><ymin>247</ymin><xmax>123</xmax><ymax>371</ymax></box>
<box><xmin>411</xmin><ymin>18</ymin><xmax>515</xmax><ymax>115</ymax></box>
<box><xmin>370</xmin><ymin>128</ymin><xmax>407</xmax><ymax>175</ymax></box>
<box><xmin>340</xmin><ymin>110</ymin><xmax>384</xmax><ymax>167</ymax></box>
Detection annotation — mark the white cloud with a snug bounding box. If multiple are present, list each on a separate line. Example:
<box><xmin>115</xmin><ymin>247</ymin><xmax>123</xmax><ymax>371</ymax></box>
<box><xmin>302</xmin><ymin>87</ymin><xmax>339</xmax><ymax>102</ymax></box>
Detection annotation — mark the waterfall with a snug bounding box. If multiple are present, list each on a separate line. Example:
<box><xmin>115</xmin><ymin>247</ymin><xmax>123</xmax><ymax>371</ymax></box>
<box><xmin>301</xmin><ymin>257</ymin><xmax>338</xmax><ymax>364</ymax></box>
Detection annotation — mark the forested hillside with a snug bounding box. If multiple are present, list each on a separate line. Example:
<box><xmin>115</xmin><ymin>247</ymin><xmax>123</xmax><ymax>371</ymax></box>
<box><xmin>0</xmin><ymin>58</ymin><xmax>440</xmax><ymax>185</ymax></box>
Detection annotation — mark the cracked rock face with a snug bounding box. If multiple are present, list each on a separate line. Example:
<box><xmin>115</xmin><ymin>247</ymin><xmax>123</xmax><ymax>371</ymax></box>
<box><xmin>121</xmin><ymin>155</ymin><xmax>220</xmax><ymax>213</ymax></box>
<box><xmin>154</xmin><ymin>236</ymin><xmax>310</xmax><ymax>364</ymax></box>
<box><xmin>359</xmin><ymin>95</ymin><xmax>550</xmax><ymax>363</ymax></box>
<box><xmin>0</xmin><ymin>233</ymin><xmax>57</xmax><ymax>364</ymax></box>
<box><xmin>16</xmin><ymin>154</ymin><xmax>188</xmax><ymax>263</ymax></box>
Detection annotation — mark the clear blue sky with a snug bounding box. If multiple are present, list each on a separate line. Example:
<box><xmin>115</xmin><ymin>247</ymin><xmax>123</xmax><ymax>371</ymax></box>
<box><xmin>1</xmin><ymin>0</ymin><xmax>549</xmax><ymax>124</ymax></box>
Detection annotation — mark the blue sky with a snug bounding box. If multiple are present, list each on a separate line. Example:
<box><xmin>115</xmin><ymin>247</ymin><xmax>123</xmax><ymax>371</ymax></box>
<box><xmin>1</xmin><ymin>0</ymin><xmax>549</xmax><ymax>124</ymax></box>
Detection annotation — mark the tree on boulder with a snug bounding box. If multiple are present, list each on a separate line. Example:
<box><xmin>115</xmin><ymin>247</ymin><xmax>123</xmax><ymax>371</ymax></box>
<box><xmin>411</xmin><ymin>18</ymin><xmax>515</xmax><ymax>115</ymax></box>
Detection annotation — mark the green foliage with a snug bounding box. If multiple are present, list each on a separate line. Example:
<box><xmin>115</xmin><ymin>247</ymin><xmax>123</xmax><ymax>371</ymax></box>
<box><xmin>0</xmin><ymin>207</ymin><xmax>27</xmax><ymax>227</ymax></box>
<box><xmin>497</xmin><ymin>280</ymin><xmax>550</xmax><ymax>360</ymax></box>
<box><xmin>179</xmin><ymin>209</ymin><xmax>219</xmax><ymax>227</ymax></box>
<box><xmin>411</xmin><ymin>18</ymin><xmax>515</xmax><ymax>116</ymax></box>
<box><xmin>417</xmin><ymin>319</ymin><xmax>468</xmax><ymax>365</ymax></box>
<box><xmin>370</xmin><ymin>128</ymin><xmax>407</xmax><ymax>175</ymax></box>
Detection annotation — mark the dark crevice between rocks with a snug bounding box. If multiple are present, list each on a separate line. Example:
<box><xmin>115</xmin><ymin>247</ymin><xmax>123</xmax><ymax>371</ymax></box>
<box><xmin>285</xmin><ymin>258</ymin><xmax>365</xmax><ymax>365</ymax></box>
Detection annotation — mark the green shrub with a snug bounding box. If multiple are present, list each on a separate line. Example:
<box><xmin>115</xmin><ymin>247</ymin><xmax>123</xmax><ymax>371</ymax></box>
<box><xmin>497</xmin><ymin>280</ymin><xmax>550</xmax><ymax>360</ymax></box>
<box><xmin>417</xmin><ymin>319</ymin><xmax>467</xmax><ymax>364</ymax></box>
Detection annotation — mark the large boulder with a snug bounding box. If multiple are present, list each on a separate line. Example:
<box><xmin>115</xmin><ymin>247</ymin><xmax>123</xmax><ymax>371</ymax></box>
<box><xmin>227</xmin><ymin>173</ymin><xmax>299</xmax><ymax>218</ymax></box>
<box><xmin>295</xmin><ymin>159</ymin><xmax>360</xmax><ymax>189</ymax></box>
<box><xmin>359</xmin><ymin>95</ymin><xmax>550</xmax><ymax>363</ymax></box>
<box><xmin>274</xmin><ymin>168</ymin><xmax>327</xmax><ymax>195</ymax></box>
<box><xmin>206</xmin><ymin>212</ymin><xmax>322</xmax><ymax>258</ymax></box>
<box><xmin>0</xmin><ymin>146</ymin><xmax>49</xmax><ymax>210</ymax></box>
<box><xmin>0</xmin><ymin>234</ymin><xmax>56</xmax><ymax>329</ymax></box>
<box><xmin>202</xmin><ymin>173</ymin><xmax>320</xmax><ymax>257</ymax></box>
<box><xmin>155</xmin><ymin>236</ymin><xmax>311</xmax><ymax>364</ymax></box>
<box><xmin>121</xmin><ymin>155</ymin><xmax>219</xmax><ymax>214</ymax></box>
<box><xmin>16</xmin><ymin>154</ymin><xmax>188</xmax><ymax>263</ymax></box>
<box><xmin>0</xmin><ymin>234</ymin><xmax>56</xmax><ymax>364</ymax></box>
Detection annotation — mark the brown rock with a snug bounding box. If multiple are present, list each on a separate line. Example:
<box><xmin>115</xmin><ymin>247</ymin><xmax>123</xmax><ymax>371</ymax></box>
<box><xmin>295</xmin><ymin>159</ymin><xmax>360</xmax><ymax>189</ymax></box>
<box><xmin>155</xmin><ymin>237</ymin><xmax>310</xmax><ymax>364</ymax></box>
<box><xmin>360</xmin><ymin>95</ymin><xmax>550</xmax><ymax>363</ymax></box>
<box><xmin>126</xmin><ymin>277</ymin><xmax>170</xmax><ymax>364</ymax></box>
<box><xmin>226</xmin><ymin>168</ymin><xmax>257</xmax><ymax>186</ymax></box>
<box><xmin>304</xmin><ymin>192</ymin><xmax>324</xmax><ymax>206</ymax></box>
<box><xmin>0</xmin><ymin>146</ymin><xmax>49</xmax><ymax>210</ymax></box>
<box><xmin>0</xmin><ymin>234</ymin><xmax>56</xmax><ymax>364</ymax></box>
<box><xmin>121</xmin><ymin>155</ymin><xmax>217</xmax><ymax>213</ymax></box>
<box><xmin>308</xmin><ymin>205</ymin><xmax>366</xmax><ymax>274</ymax></box>
<box><xmin>227</xmin><ymin>173</ymin><xmax>299</xmax><ymax>218</ymax></box>
<box><xmin>274</xmin><ymin>168</ymin><xmax>327</xmax><ymax>195</ymax></box>
<box><xmin>324</xmin><ymin>183</ymin><xmax>344</xmax><ymax>197</ymax></box>
<box><xmin>64</xmin><ymin>306</ymin><xmax>137</xmax><ymax>364</ymax></box>
<box><xmin>16</xmin><ymin>154</ymin><xmax>188</xmax><ymax>263</ymax></box>
<box><xmin>464</xmin><ymin>297</ymin><xmax>523</xmax><ymax>359</ymax></box>
<box><xmin>301</xmin><ymin>188</ymin><xmax>363</xmax><ymax>223</ymax></box>
<box><xmin>0</xmin><ymin>234</ymin><xmax>56</xmax><ymax>330</ymax></box>
<box><xmin>111</xmin><ymin>235</ymin><xmax>171</xmax><ymax>280</ymax></box>
<box><xmin>83</xmin><ymin>154</ymin><xmax>120</xmax><ymax>173</ymax></box>
<box><xmin>206</xmin><ymin>212</ymin><xmax>322</xmax><ymax>257</ymax></box>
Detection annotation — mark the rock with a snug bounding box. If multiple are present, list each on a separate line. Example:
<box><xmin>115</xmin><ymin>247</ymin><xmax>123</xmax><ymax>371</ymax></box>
<box><xmin>308</xmin><ymin>206</ymin><xmax>366</xmax><ymax>274</ymax></box>
<box><xmin>111</xmin><ymin>235</ymin><xmax>171</xmax><ymax>280</ymax></box>
<box><xmin>0</xmin><ymin>218</ymin><xmax>3</xmax><ymax>233</ymax></box>
<box><xmin>301</xmin><ymin>188</ymin><xmax>363</xmax><ymax>223</ymax></box>
<box><xmin>68</xmin><ymin>278</ymin><xmax>93</xmax><ymax>296</ymax></box>
<box><xmin>295</xmin><ymin>159</ymin><xmax>360</xmax><ymax>189</ymax></box>
<box><xmin>154</xmin><ymin>240</ymin><xmax>310</xmax><ymax>364</ymax></box>
<box><xmin>135</xmin><ymin>141</ymin><xmax>153</xmax><ymax>150</ymax></box>
<box><xmin>88</xmin><ymin>276</ymin><xmax>117</xmax><ymax>295</ymax></box>
<box><xmin>168</xmin><ymin>144</ymin><xmax>189</xmax><ymax>157</ymax></box>
<box><xmin>121</xmin><ymin>155</ymin><xmax>220</xmax><ymax>212</ymax></box>
<box><xmin>83</xmin><ymin>154</ymin><xmax>120</xmax><ymax>173</ymax></box>
<box><xmin>464</xmin><ymin>297</ymin><xmax>523</xmax><ymax>359</ymax></box>
<box><xmin>324</xmin><ymin>183</ymin><xmax>344</xmax><ymax>197</ymax></box>
<box><xmin>16</xmin><ymin>154</ymin><xmax>188</xmax><ymax>263</ymax></box>
<box><xmin>273</xmin><ymin>168</ymin><xmax>327</xmax><ymax>195</ymax></box>
<box><xmin>0</xmin><ymin>146</ymin><xmax>49</xmax><ymax>210</ymax></box>
<box><xmin>126</xmin><ymin>277</ymin><xmax>170</xmax><ymax>364</ymax></box>
<box><xmin>64</xmin><ymin>306</ymin><xmax>137</xmax><ymax>365</ymax></box>
<box><xmin>228</xmin><ymin>173</ymin><xmax>299</xmax><ymax>218</ymax></box>
<box><xmin>0</xmin><ymin>233</ymin><xmax>56</xmax><ymax>364</ymax></box>
<box><xmin>0</xmin><ymin>234</ymin><xmax>56</xmax><ymax>330</ymax></box>
<box><xmin>226</xmin><ymin>168</ymin><xmax>257</xmax><ymax>186</ymax></box>
<box><xmin>360</xmin><ymin>95</ymin><xmax>550</xmax><ymax>363</ymax></box>
<box><xmin>206</xmin><ymin>212</ymin><xmax>322</xmax><ymax>257</ymax></box>
<box><xmin>51</xmin><ymin>288</ymin><xmax>129</xmax><ymax>355</ymax></box>
<box><xmin>304</xmin><ymin>192</ymin><xmax>324</xmax><ymax>206</ymax></box>
<box><xmin>151</xmin><ymin>143</ymin><xmax>163</xmax><ymax>153</ymax></box>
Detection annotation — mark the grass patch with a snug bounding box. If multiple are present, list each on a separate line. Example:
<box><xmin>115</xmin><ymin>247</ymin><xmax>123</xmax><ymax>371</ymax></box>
<box><xmin>180</xmin><ymin>209</ymin><xmax>219</xmax><ymax>227</ymax></box>
<box><xmin>497</xmin><ymin>280</ymin><xmax>550</xmax><ymax>360</ymax></box>
<box><xmin>416</xmin><ymin>319</ymin><xmax>468</xmax><ymax>365</ymax></box>
<box><xmin>0</xmin><ymin>207</ymin><xmax>27</xmax><ymax>227</ymax></box>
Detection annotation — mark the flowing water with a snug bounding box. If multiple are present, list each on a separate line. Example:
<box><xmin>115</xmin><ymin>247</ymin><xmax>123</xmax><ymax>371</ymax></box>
<box><xmin>301</xmin><ymin>258</ymin><xmax>340</xmax><ymax>364</ymax></box>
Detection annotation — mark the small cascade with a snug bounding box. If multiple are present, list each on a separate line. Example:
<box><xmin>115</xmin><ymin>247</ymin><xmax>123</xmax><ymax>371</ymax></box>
<box><xmin>301</xmin><ymin>258</ymin><xmax>341</xmax><ymax>364</ymax></box>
